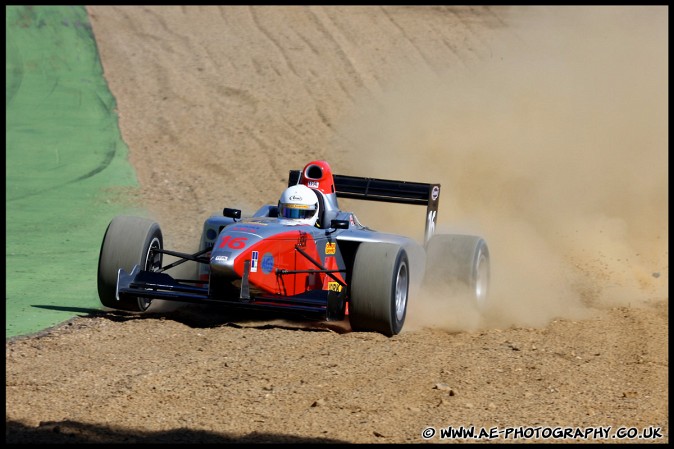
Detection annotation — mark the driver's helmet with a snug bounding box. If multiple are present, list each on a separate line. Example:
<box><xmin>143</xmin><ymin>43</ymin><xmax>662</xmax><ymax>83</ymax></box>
<box><xmin>278</xmin><ymin>184</ymin><xmax>319</xmax><ymax>226</ymax></box>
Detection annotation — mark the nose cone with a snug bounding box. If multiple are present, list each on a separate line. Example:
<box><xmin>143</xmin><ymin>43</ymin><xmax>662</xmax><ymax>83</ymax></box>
<box><xmin>210</xmin><ymin>227</ymin><xmax>263</xmax><ymax>278</ymax></box>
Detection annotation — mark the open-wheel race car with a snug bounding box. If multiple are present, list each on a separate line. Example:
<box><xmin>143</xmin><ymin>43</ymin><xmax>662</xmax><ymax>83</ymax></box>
<box><xmin>97</xmin><ymin>160</ymin><xmax>490</xmax><ymax>336</ymax></box>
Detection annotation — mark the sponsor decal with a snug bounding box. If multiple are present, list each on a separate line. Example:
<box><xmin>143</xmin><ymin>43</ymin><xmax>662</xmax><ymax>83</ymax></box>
<box><xmin>328</xmin><ymin>281</ymin><xmax>342</xmax><ymax>292</ymax></box>
<box><xmin>307</xmin><ymin>181</ymin><xmax>319</xmax><ymax>188</ymax></box>
<box><xmin>261</xmin><ymin>253</ymin><xmax>274</xmax><ymax>274</ymax></box>
<box><xmin>427</xmin><ymin>210</ymin><xmax>436</xmax><ymax>237</ymax></box>
<box><xmin>431</xmin><ymin>185</ymin><xmax>440</xmax><ymax>201</ymax></box>
<box><xmin>213</xmin><ymin>251</ymin><xmax>232</xmax><ymax>263</ymax></box>
<box><xmin>251</xmin><ymin>251</ymin><xmax>259</xmax><ymax>272</ymax></box>
<box><xmin>325</xmin><ymin>242</ymin><xmax>336</xmax><ymax>255</ymax></box>
<box><xmin>289</xmin><ymin>194</ymin><xmax>303</xmax><ymax>201</ymax></box>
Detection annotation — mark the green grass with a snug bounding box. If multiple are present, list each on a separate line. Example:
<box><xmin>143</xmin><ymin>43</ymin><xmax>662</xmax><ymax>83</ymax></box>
<box><xmin>6</xmin><ymin>5</ymin><xmax>143</xmax><ymax>338</ymax></box>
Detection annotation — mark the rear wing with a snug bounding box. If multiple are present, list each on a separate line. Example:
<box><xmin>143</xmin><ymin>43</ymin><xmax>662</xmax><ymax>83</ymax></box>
<box><xmin>289</xmin><ymin>170</ymin><xmax>440</xmax><ymax>244</ymax></box>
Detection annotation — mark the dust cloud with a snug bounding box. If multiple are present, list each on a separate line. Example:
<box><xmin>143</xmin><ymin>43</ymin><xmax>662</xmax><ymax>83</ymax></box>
<box><xmin>334</xmin><ymin>6</ymin><xmax>668</xmax><ymax>331</ymax></box>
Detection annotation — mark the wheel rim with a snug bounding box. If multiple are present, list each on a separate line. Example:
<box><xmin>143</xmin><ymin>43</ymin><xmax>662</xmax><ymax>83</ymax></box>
<box><xmin>475</xmin><ymin>251</ymin><xmax>489</xmax><ymax>308</ymax></box>
<box><xmin>144</xmin><ymin>237</ymin><xmax>162</xmax><ymax>272</ymax></box>
<box><xmin>138</xmin><ymin>237</ymin><xmax>162</xmax><ymax>311</ymax></box>
<box><xmin>395</xmin><ymin>262</ymin><xmax>409</xmax><ymax>322</ymax></box>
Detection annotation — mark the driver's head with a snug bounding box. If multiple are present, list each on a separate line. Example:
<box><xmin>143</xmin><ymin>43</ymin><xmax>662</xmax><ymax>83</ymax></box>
<box><xmin>278</xmin><ymin>184</ymin><xmax>319</xmax><ymax>226</ymax></box>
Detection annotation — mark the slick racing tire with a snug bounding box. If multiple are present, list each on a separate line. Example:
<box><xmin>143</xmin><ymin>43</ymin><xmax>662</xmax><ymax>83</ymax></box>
<box><xmin>424</xmin><ymin>235</ymin><xmax>490</xmax><ymax>310</ymax></box>
<box><xmin>97</xmin><ymin>216</ymin><xmax>163</xmax><ymax>312</ymax></box>
<box><xmin>350</xmin><ymin>243</ymin><xmax>409</xmax><ymax>337</ymax></box>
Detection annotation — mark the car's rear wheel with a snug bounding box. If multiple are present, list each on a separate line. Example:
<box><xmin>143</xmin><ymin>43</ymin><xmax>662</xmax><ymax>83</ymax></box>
<box><xmin>349</xmin><ymin>243</ymin><xmax>409</xmax><ymax>336</ymax></box>
<box><xmin>97</xmin><ymin>216</ymin><xmax>163</xmax><ymax>312</ymax></box>
<box><xmin>424</xmin><ymin>235</ymin><xmax>490</xmax><ymax>310</ymax></box>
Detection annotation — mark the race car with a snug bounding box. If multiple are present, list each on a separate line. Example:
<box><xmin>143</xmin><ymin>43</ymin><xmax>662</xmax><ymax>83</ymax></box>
<box><xmin>97</xmin><ymin>160</ymin><xmax>490</xmax><ymax>336</ymax></box>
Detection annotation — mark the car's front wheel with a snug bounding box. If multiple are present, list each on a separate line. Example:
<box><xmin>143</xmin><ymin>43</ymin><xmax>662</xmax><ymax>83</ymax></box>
<box><xmin>97</xmin><ymin>215</ymin><xmax>163</xmax><ymax>312</ymax></box>
<box><xmin>349</xmin><ymin>243</ymin><xmax>409</xmax><ymax>336</ymax></box>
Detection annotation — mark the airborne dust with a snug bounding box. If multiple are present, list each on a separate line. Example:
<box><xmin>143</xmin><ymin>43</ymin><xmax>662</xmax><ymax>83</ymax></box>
<box><xmin>335</xmin><ymin>7</ymin><xmax>668</xmax><ymax>332</ymax></box>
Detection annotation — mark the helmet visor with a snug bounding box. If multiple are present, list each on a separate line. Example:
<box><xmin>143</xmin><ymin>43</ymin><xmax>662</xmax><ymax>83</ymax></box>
<box><xmin>279</xmin><ymin>204</ymin><xmax>316</xmax><ymax>219</ymax></box>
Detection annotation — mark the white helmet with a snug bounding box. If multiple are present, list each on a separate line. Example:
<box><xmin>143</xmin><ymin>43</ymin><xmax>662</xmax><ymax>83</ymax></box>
<box><xmin>278</xmin><ymin>184</ymin><xmax>319</xmax><ymax>226</ymax></box>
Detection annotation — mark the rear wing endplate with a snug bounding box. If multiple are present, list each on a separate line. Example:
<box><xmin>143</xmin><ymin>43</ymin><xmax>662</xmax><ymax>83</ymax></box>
<box><xmin>289</xmin><ymin>170</ymin><xmax>440</xmax><ymax>244</ymax></box>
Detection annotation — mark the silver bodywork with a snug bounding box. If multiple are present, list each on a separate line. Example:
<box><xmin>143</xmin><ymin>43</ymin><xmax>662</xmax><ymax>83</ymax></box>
<box><xmin>198</xmin><ymin>203</ymin><xmax>419</xmax><ymax>280</ymax></box>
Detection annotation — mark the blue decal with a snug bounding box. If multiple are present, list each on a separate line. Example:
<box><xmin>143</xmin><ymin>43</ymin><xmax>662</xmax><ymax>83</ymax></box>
<box><xmin>251</xmin><ymin>251</ymin><xmax>259</xmax><ymax>272</ymax></box>
<box><xmin>261</xmin><ymin>253</ymin><xmax>274</xmax><ymax>274</ymax></box>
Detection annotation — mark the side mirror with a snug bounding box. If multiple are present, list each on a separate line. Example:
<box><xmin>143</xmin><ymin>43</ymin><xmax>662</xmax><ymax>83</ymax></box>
<box><xmin>223</xmin><ymin>208</ymin><xmax>242</xmax><ymax>219</ymax></box>
<box><xmin>330</xmin><ymin>219</ymin><xmax>349</xmax><ymax>229</ymax></box>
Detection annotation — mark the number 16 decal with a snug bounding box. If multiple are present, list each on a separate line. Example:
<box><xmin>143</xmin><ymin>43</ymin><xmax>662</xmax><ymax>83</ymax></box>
<box><xmin>219</xmin><ymin>235</ymin><xmax>248</xmax><ymax>249</ymax></box>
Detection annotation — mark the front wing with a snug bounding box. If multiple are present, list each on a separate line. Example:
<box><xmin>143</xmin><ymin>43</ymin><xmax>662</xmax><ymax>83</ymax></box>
<box><xmin>116</xmin><ymin>265</ymin><xmax>346</xmax><ymax>321</ymax></box>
